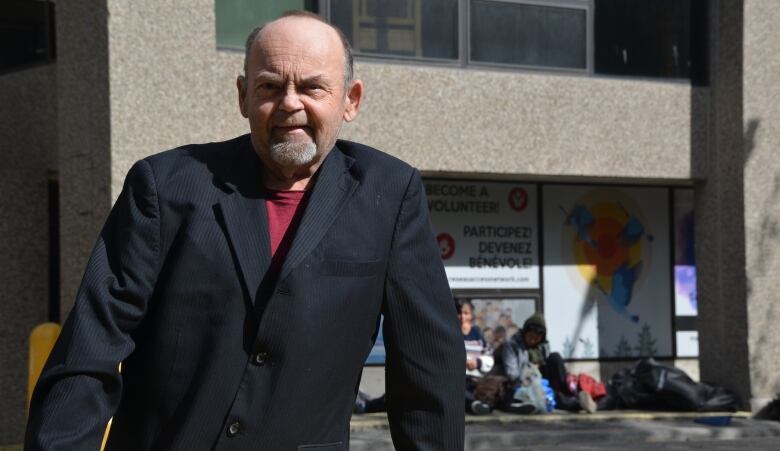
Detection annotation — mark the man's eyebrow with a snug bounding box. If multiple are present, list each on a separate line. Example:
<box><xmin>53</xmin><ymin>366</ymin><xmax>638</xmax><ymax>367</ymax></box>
<box><xmin>252</xmin><ymin>72</ymin><xmax>284</xmax><ymax>84</ymax></box>
<box><xmin>251</xmin><ymin>72</ymin><xmax>330</xmax><ymax>85</ymax></box>
<box><xmin>299</xmin><ymin>75</ymin><xmax>328</xmax><ymax>85</ymax></box>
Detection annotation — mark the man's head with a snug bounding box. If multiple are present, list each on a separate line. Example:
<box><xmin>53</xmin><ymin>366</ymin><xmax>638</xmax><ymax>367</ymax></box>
<box><xmin>522</xmin><ymin>313</ymin><xmax>546</xmax><ymax>348</ymax></box>
<box><xmin>237</xmin><ymin>11</ymin><xmax>363</xmax><ymax>182</ymax></box>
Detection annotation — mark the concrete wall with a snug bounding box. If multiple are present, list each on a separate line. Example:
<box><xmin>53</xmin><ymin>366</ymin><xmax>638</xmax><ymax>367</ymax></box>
<box><xmin>103</xmin><ymin>11</ymin><xmax>696</xmax><ymax>199</ymax></box>
<box><xmin>56</xmin><ymin>0</ymin><xmax>112</xmax><ymax>315</ymax></box>
<box><xmin>696</xmin><ymin>0</ymin><xmax>780</xmax><ymax>409</ymax></box>
<box><xmin>743</xmin><ymin>0</ymin><xmax>780</xmax><ymax>407</ymax></box>
<box><xmin>0</xmin><ymin>65</ymin><xmax>56</xmax><ymax>444</ymax></box>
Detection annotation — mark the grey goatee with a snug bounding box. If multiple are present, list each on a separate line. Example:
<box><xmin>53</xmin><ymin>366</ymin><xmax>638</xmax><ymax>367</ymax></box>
<box><xmin>270</xmin><ymin>141</ymin><xmax>317</xmax><ymax>166</ymax></box>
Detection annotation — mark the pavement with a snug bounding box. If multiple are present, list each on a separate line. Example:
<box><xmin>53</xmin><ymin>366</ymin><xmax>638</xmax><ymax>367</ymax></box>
<box><xmin>5</xmin><ymin>411</ymin><xmax>778</xmax><ymax>450</ymax></box>
<box><xmin>350</xmin><ymin>410</ymin><xmax>780</xmax><ymax>450</ymax></box>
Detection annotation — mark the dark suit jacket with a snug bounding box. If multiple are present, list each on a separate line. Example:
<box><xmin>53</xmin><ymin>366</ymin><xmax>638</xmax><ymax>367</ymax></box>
<box><xmin>25</xmin><ymin>135</ymin><xmax>465</xmax><ymax>450</ymax></box>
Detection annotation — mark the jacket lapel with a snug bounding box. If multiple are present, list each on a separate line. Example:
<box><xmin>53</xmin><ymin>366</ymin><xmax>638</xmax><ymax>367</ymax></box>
<box><xmin>278</xmin><ymin>146</ymin><xmax>359</xmax><ymax>281</ymax></box>
<box><xmin>216</xmin><ymin>139</ymin><xmax>272</xmax><ymax>305</ymax></box>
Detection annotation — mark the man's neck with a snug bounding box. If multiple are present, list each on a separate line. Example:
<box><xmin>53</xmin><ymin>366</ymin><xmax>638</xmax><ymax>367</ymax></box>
<box><xmin>259</xmin><ymin>150</ymin><xmax>332</xmax><ymax>191</ymax></box>
<box><xmin>262</xmin><ymin>169</ymin><xmax>314</xmax><ymax>191</ymax></box>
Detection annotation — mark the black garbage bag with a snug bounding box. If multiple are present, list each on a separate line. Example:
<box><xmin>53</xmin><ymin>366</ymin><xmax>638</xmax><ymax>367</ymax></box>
<box><xmin>608</xmin><ymin>358</ymin><xmax>739</xmax><ymax>412</ymax></box>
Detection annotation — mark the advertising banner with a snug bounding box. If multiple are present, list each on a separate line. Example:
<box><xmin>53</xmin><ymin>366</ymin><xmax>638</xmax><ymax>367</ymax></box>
<box><xmin>542</xmin><ymin>185</ymin><xmax>672</xmax><ymax>359</ymax></box>
<box><xmin>425</xmin><ymin>179</ymin><xmax>539</xmax><ymax>289</ymax></box>
<box><xmin>673</xmin><ymin>188</ymin><xmax>698</xmax><ymax>357</ymax></box>
<box><xmin>674</xmin><ymin>189</ymin><xmax>697</xmax><ymax>317</ymax></box>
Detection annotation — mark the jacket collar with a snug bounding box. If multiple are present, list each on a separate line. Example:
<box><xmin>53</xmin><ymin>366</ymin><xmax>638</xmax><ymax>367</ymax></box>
<box><xmin>217</xmin><ymin>135</ymin><xmax>359</xmax><ymax>306</ymax></box>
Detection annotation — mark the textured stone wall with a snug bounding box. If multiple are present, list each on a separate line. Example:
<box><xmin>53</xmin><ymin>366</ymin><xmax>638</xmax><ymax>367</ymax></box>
<box><xmin>106</xmin><ymin>0</ymin><xmax>223</xmax><ymax>202</ymax></box>
<box><xmin>743</xmin><ymin>0</ymin><xmax>780</xmax><ymax>407</ymax></box>
<box><xmin>695</xmin><ymin>0</ymin><xmax>751</xmax><ymax>407</ymax></box>
<box><xmin>0</xmin><ymin>65</ymin><xmax>56</xmax><ymax>444</ymax></box>
<box><xmin>56</xmin><ymin>0</ymin><xmax>112</xmax><ymax>316</ymax></box>
<box><xmin>102</xmin><ymin>4</ymin><xmax>696</xmax><ymax>199</ymax></box>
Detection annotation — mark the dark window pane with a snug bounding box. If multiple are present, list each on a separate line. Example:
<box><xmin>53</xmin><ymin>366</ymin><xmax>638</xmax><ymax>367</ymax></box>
<box><xmin>329</xmin><ymin>0</ymin><xmax>458</xmax><ymax>60</ymax></box>
<box><xmin>215</xmin><ymin>0</ymin><xmax>318</xmax><ymax>50</ymax></box>
<box><xmin>594</xmin><ymin>0</ymin><xmax>705</xmax><ymax>80</ymax></box>
<box><xmin>470</xmin><ymin>1</ymin><xmax>587</xmax><ymax>69</ymax></box>
<box><xmin>0</xmin><ymin>0</ymin><xmax>56</xmax><ymax>73</ymax></box>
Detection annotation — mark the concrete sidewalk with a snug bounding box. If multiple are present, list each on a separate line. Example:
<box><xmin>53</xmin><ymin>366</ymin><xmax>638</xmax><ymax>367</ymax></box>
<box><xmin>5</xmin><ymin>411</ymin><xmax>777</xmax><ymax>450</ymax></box>
<box><xmin>351</xmin><ymin>411</ymin><xmax>780</xmax><ymax>450</ymax></box>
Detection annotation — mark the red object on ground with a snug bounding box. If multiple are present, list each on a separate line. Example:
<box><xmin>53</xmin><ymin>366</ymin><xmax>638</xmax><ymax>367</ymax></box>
<box><xmin>577</xmin><ymin>373</ymin><xmax>607</xmax><ymax>400</ymax></box>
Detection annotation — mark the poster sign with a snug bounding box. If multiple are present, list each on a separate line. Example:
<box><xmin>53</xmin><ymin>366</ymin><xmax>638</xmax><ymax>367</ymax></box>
<box><xmin>673</xmin><ymin>189</ymin><xmax>698</xmax><ymax>357</ymax></box>
<box><xmin>675</xmin><ymin>331</ymin><xmax>699</xmax><ymax>358</ymax></box>
<box><xmin>542</xmin><ymin>185</ymin><xmax>672</xmax><ymax>359</ymax></box>
<box><xmin>425</xmin><ymin>180</ymin><xmax>539</xmax><ymax>289</ymax></box>
<box><xmin>674</xmin><ymin>189</ymin><xmax>697</xmax><ymax>317</ymax></box>
<box><xmin>469</xmin><ymin>298</ymin><xmax>537</xmax><ymax>351</ymax></box>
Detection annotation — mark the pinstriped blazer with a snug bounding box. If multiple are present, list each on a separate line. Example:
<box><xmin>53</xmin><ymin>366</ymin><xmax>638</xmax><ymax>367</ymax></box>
<box><xmin>25</xmin><ymin>135</ymin><xmax>465</xmax><ymax>450</ymax></box>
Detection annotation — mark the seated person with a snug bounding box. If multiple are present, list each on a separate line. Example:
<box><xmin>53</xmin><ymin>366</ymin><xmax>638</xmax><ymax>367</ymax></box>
<box><xmin>494</xmin><ymin>313</ymin><xmax>598</xmax><ymax>413</ymax></box>
<box><xmin>457</xmin><ymin>299</ymin><xmax>495</xmax><ymax>415</ymax></box>
<box><xmin>357</xmin><ymin>300</ymin><xmax>496</xmax><ymax>415</ymax></box>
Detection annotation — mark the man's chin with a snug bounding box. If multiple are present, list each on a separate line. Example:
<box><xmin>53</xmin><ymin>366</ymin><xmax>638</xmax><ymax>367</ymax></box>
<box><xmin>269</xmin><ymin>141</ymin><xmax>318</xmax><ymax>167</ymax></box>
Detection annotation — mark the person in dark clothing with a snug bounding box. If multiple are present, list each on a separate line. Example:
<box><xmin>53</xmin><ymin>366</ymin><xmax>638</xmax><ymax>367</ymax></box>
<box><xmin>496</xmin><ymin>313</ymin><xmax>598</xmax><ymax>413</ymax></box>
<box><xmin>457</xmin><ymin>299</ymin><xmax>496</xmax><ymax>415</ymax></box>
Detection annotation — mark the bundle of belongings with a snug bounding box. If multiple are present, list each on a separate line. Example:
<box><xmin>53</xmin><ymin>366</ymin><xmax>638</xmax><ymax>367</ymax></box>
<box><xmin>472</xmin><ymin>364</ymin><xmax>557</xmax><ymax>414</ymax></box>
<box><xmin>607</xmin><ymin>358</ymin><xmax>740</xmax><ymax>412</ymax></box>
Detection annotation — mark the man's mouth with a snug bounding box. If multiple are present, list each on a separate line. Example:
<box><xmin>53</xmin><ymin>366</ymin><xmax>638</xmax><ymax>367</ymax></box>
<box><xmin>273</xmin><ymin>125</ymin><xmax>312</xmax><ymax>137</ymax></box>
<box><xmin>276</xmin><ymin>124</ymin><xmax>307</xmax><ymax>129</ymax></box>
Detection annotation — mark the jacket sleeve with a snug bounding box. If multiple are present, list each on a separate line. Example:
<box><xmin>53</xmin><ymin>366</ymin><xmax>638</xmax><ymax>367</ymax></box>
<box><xmin>25</xmin><ymin>160</ymin><xmax>161</xmax><ymax>450</ymax></box>
<box><xmin>382</xmin><ymin>169</ymin><xmax>465</xmax><ymax>451</ymax></box>
<box><xmin>502</xmin><ymin>341</ymin><xmax>527</xmax><ymax>384</ymax></box>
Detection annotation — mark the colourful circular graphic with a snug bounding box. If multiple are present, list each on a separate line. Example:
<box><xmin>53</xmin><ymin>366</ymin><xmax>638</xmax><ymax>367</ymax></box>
<box><xmin>572</xmin><ymin>202</ymin><xmax>642</xmax><ymax>289</ymax></box>
<box><xmin>559</xmin><ymin>190</ymin><xmax>652</xmax><ymax>324</ymax></box>
<box><xmin>437</xmin><ymin>233</ymin><xmax>455</xmax><ymax>260</ymax></box>
<box><xmin>508</xmin><ymin>187</ymin><xmax>528</xmax><ymax>212</ymax></box>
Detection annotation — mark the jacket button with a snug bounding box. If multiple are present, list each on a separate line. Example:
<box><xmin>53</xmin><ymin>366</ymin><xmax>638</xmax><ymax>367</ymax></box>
<box><xmin>227</xmin><ymin>421</ymin><xmax>241</xmax><ymax>437</ymax></box>
<box><xmin>253</xmin><ymin>351</ymin><xmax>269</xmax><ymax>365</ymax></box>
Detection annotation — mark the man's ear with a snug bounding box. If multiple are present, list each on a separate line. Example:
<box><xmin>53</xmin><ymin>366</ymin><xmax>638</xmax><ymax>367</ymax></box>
<box><xmin>237</xmin><ymin>76</ymin><xmax>249</xmax><ymax>118</ymax></box>
<box><xmin>343</xmin><ymin>79</ymin><xmax>364</xmax><ymax>122</ymax></box>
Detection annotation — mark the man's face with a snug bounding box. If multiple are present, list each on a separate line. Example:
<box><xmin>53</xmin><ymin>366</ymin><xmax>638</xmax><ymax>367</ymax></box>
<box><xmin>238</xmin><ymin>17</ymin><xmax>362</xmax><ymax>171</ymax></box>
<box><xmin>523</xmin><ymin>330</ymin><xmax>543</xmax><ymax>348</ymax></box>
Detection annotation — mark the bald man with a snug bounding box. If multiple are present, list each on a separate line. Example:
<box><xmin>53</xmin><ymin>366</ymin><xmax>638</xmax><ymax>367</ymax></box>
<box><xmin>25</xmin><ymin>11</ymin><xmax>465</xmax><ymax>451</ymax></box>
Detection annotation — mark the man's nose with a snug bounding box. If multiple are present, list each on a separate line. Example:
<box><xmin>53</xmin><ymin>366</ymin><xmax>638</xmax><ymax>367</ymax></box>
<box><xmin>278</xmin><ymin>86</ymin><xmax>304</xmax><ymax>112</ymax></box>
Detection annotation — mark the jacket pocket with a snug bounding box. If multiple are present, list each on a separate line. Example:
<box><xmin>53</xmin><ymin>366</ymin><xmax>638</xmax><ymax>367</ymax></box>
<box><xmin>298</xmin><ymin>441</ymin><xmax>343</xmax><ymax>450</ymax></box>
<box><xmin>319</xmin><ymin>259</ymin><xmax>383</xmax><ymax>278</ymax></box>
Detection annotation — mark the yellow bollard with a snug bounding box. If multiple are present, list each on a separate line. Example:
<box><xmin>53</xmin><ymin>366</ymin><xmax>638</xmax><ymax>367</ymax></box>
<box><xmin>28</xmin><ymin>322</ymin><xmax>61</xmax><ymax>409</ymax></box>
<box><xmin>101</xmin><ymin>363</ymin><xmax>121</xmax><ymax>451</ymax></box>
<box><xmin>29</xmin><ymin>323</ymin><xmax>118</xmax><ymax>450</ymax></box>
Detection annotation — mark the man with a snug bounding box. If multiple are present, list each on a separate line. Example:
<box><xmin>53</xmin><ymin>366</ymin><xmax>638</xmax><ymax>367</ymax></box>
<box><xmin>497</xmin><ymin>314</ymin><xmax>597</xmax><ymax>413</ymax></box>
<box><xmin>26</xmin><ymin>11</ymin><xmax>465</xmax><ymax>450</ymax></box>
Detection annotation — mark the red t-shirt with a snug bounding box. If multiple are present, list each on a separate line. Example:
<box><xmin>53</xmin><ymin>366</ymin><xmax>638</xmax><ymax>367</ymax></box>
<box><xmin>265</xmin><ymin>189</ymin><xmax>308</xmax><ymax>274</ymax></box>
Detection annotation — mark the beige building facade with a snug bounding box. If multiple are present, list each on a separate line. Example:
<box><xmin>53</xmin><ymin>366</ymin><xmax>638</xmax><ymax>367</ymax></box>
<box><xmin>2</xmin><ymin>0</ymin><xmax>779</xmax><ymax>444</ymax></box>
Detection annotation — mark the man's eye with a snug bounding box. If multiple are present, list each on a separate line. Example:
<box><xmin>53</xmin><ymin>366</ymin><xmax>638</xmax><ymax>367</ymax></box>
<box><xmin>257</xmin><ymin>83</ymin><xmax>279</xmax><ymax>92</ymax></box>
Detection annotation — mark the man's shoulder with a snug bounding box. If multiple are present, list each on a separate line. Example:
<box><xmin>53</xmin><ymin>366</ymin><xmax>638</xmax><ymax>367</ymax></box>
<box><xmin>335</xmin><ymin>139</ymin><xmax>414</xmax><ymax>175</ymax></box>
<box><xmin>143</xmin><ymin>135</ymin><xmax>247</xmax><ymax>169</ymax></box>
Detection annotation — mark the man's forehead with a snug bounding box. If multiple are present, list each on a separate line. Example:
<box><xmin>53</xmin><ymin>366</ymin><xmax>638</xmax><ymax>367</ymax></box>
<box><xmin>252</xmin><ymin>17</ymin><xmax>341</xmax><ymax>60</ymax></box>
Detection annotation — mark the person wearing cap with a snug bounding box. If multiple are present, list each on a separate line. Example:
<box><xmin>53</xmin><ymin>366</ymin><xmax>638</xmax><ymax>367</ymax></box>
<box><xmin>497</xmin><ymin>313</ymin><xmax>597</xmax><ymax>413</ymax></box>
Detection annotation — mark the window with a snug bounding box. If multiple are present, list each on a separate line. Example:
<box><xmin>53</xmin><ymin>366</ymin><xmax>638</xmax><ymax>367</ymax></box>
<box><xmin>470</xmin><ymin>1</ymin><xmax>587</xmax><ymax>69</ymax></box>
<box><xmin>215</xmin><ymin>0</ymin><xmax>318</xmax><ymax>49</ymax></box>
<box><xmin>214</xmin><ymin>0</ymin><xmax>707</xmax><ymax>81</ymax></box>
<box><xmin>326</xmin><ymin>0</ymin><xmax>591</xmax><ymax>71</ymax></box>
<box><xmin>329</xmin><ymin>0</ymin><xmax>459</xmax><ymax>61</ymax></box>
<box><xmin>0</xmin><ymin>0</ymin><xmax>56</xmax><ymax>73</ymax></box>
<box><xmin>594</xmin><ymin>0</ymin><xmax>706</xmax><ymax>80</ymax></box>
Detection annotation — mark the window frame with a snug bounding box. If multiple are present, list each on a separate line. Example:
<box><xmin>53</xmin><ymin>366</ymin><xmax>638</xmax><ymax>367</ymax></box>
<box><xmin>467</xmin><ymin>0</ymin><xmax>593</xmax><ymax>73</ymax></box>
<box><xmin>318</xmin><ymin>0</ymin><xmax>594</xmax><ymax>74</ymax></box>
